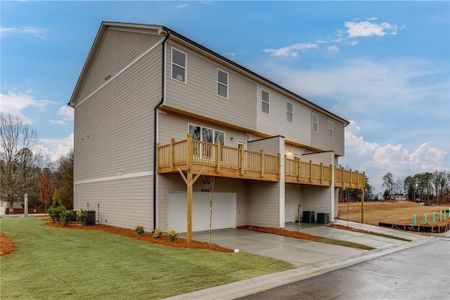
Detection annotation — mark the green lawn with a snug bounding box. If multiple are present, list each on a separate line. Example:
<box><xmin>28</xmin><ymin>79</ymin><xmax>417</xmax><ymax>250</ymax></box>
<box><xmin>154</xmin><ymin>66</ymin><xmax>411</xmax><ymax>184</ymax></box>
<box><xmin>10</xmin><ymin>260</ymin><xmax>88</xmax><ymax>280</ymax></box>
<box><xmin>0</xmin><ymin>218</ymin><xmax>293</xmax><ymax>299</ymax></box>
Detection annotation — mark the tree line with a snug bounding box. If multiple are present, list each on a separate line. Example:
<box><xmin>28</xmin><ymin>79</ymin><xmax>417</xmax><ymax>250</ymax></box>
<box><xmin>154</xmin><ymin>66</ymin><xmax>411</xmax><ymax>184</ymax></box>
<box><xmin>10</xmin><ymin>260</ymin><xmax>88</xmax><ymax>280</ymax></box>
<box><xmin>0</xmin><ymin>113</ymin><xmax>73</xmax><ymax>213</ymax></box>
<box><xmin>382</xmin><ymin>171</ymin><xmax>450</xmax><ymax>204</ymax></box>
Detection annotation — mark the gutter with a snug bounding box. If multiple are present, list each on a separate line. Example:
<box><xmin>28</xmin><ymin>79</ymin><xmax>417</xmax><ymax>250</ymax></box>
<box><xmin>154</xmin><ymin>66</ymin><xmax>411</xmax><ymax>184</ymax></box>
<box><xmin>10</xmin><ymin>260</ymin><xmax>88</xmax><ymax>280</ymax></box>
<box><xmin>153</xmin><ymin>31</ymin><xmax>170</xmax><ymax>231</ymax></box>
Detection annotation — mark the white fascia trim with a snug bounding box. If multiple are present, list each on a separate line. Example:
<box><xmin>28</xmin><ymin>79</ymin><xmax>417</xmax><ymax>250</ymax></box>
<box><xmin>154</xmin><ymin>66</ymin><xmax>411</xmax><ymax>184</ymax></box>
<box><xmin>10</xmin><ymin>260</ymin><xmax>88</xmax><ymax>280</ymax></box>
<box><xmin>75</xmin><ymin>36</ymin><xmax>165</xmax><ymax>108</ymax></box>
<box><xmin>74</xmin><ymin>171</ymin><xmax>153</xmax><ymax>185</ymax></box>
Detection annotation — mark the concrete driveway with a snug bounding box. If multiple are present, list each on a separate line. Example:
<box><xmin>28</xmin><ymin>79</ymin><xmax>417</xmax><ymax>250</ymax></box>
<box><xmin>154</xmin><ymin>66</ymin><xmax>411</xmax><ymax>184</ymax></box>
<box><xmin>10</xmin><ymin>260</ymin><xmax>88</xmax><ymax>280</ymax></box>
<box><xmin>189</xmin><ymin>229</ymin><xmax>364</xmax><ymax>266</ymax></box>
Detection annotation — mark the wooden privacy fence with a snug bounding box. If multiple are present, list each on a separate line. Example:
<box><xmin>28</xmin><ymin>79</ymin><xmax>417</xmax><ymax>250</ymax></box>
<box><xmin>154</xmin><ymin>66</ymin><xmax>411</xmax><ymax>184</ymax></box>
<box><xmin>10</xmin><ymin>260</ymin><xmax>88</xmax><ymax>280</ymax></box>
<box><xmin>157</xmin><ymin>135</ymin><xmax>365</xmax><ymax>188</ymax></box>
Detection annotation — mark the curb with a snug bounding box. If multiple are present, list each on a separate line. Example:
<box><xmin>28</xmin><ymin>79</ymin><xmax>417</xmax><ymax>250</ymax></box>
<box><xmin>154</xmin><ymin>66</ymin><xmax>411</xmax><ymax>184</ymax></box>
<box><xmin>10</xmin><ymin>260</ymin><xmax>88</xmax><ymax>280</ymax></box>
<box><xmin>164</xmin><ymin>237</ymin><xmax>433</xmax><ymax>300</ymax></box>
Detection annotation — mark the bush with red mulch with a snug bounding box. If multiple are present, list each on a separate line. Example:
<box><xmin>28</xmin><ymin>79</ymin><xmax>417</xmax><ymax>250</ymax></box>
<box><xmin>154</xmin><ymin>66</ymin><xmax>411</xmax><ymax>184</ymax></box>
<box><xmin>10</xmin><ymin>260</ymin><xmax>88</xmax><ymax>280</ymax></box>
<box><xmin>0</xmin><ymin>232</ymin><xmax>16</xmax><ymax>256</ymax></box>
<box><xmin>47</xmin><ymin>221</ymin><xmax>232</xmax><ymax>252</ymax></box>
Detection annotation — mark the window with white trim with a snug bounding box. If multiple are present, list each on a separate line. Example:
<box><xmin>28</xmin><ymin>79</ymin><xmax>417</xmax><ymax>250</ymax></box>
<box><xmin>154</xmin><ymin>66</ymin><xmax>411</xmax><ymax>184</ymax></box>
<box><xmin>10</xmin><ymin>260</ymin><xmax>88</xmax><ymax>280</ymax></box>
<box><xmin>328</xmin><ymin>120</ymin><xmax>334</xmax><ymax>138</ymax></box>
<box><xmin>286</xmin><ymin>102</ymin><xmax>293</xmax><ymax>122</ymax></box>
<box><xmin>188</xmin><ymin>124</ymin><xmax>224</xmax><ymax>145</ymax></box>
<box><xmin>171</xmin><ymin>48</ymin><xmax>186</xmax><ymax>82</ymax></box>
<box><xmin>261</xmin><ymin>90</ymin><xmax>270</xmax><ymax>113</ymax></box>
<box><xmin>217</xmin><ymin>69</ymin><xmax>228</xmax><ymax>98</ymax></box>
<box><xmin>312</xmin><ymin>113</ymin><xmax>319</xmax><ymax>133</ymax></box>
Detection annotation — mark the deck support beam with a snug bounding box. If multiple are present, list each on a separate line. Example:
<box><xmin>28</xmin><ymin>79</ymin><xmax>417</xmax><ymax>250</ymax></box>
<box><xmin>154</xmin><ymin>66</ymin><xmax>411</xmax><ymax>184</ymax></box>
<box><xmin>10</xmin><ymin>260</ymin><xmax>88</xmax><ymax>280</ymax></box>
<box><xmin>178</xmin><ymin>167</ymin><xmax>204</xmax><ymax>243</ymax></box>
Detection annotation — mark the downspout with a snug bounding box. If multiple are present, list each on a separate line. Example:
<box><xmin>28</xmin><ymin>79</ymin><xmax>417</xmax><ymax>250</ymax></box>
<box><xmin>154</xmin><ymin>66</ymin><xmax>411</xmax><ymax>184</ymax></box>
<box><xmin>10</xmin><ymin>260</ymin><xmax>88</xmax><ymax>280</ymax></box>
<box><xmin>153</xmin><ymin>31</ymin><xmax>170</xmax><ymax>231</ymax></box>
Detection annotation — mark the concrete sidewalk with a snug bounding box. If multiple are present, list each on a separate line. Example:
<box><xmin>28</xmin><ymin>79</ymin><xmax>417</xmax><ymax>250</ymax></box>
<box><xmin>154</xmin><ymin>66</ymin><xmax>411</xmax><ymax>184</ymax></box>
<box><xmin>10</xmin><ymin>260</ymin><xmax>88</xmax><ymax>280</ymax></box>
<box><xmin>165</xmin><ymin>237</ymin><xmax>433</xmax><ymax>300</ymax></box>
<box><xmin>333</xmin><ymin>219</ymin><xmax>427</xmax><ymax>241</ymax></box>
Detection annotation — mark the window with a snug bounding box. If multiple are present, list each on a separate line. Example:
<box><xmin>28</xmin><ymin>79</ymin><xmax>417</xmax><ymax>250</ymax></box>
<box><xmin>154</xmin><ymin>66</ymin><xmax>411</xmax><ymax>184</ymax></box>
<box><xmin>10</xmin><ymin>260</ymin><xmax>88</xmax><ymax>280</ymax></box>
<box><xmin>261</xmin><ymin>90</ymin><xmax>270</xmax><ymax>113</ymax></box>
<box><xmin>171</xmin><ymin>48</ymin><xmax>186</xmax><ymax>82</ymax></box>
<box><xmin>328</xmin><ymin>120</ymin><xmax>334</xmax><ymax>138</ymax></box>
<box><xmin>286</xmin><ymin>102</ymin><xmax>293</xmax><ymax>122</ymax></box>
<box><xmin>214</xmin><ymin>130</ymin><xmax>225</xmax><ymax>145</ymax></box>
<box><xmin>188</xmin><ymin>123</ymin><xmax>224</xmax><ymax>145</ymax></box>
<box><xmin>312</xmin><ymin>113</ymin><xmax>319</xmax><ymax>133</ymax></box>
<box><xmin>217</xmin><ymin>69</ymin><xmax>228</xmax><ymax>98</ymax></box>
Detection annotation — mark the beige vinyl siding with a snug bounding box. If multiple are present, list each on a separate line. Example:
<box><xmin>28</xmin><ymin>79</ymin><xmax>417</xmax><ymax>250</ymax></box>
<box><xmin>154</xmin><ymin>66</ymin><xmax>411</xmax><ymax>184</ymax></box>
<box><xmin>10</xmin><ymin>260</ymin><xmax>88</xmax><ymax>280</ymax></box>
<box><xmin>311</xmin><ymin>112</ymin><xmax>345</xmax><ymax>156</ymax></box>
<box><xmin>74</xmin><ymin>45</ymin><xmax>161</xmax><ymax>181</ymax></box>
<box><xmin>157</xmin><ymin>175</ymin><xmax>248</xmax><ymax>230</ymax></box>
<box><xmin>285</xmin><ymin>184</ymin><xmax>302</xmax><ymax>223</ymax></box>
<box><xmin>74</xmin><ymin>36</ymin><xmax>162</xmax><ymax>229</ymax></box>
<box><xmin>74</xmin><ymin>176</ymin><xmax>153</xmax><ymax>229</ymax></box>
<box><xmin>246</xmin><ymin>181</ymin><xmax>282</xmax><ymax>227</ymax></box>
<box><xmin>256</xmin><ymin>85</ymin><xmax>311</xmax><ymax>145</ymax></box>
<box><xmin>301</xmin><ymin>186</ymin><xmax>333</xmax><ymax>216</ymax></box>
<box><xmin>165</xmin><ymin>41</ymin><xmax>258</xmax><ymax>131</ymax></box>
<box><xmin>77</xmin><ymin>28</ymin><xmax>162</xmax><ymax>101</ymax></box>
<box><xmin>158</xmin><ymin>110</ymin><xmax>251</xmax><ymax>148</ymax></box>
<box><xmin>285</xmin><ymin>144</ymin><xmax>309</xmax><ymax>157</ymax></box>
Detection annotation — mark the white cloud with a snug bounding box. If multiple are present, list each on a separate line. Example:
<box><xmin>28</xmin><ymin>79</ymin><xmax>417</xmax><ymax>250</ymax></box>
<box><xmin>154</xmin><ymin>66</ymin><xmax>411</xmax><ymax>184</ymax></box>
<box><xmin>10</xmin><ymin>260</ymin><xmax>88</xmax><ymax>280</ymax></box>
<box><xmin>0</xmin><ymin>92</ymin><xmax>50</xmax><ymax>123</ymax></box>
<box><xmin>345</xmin><ymin>20</ymin><xmax>398</xmax><ymax>38</ymax></box>
<box><xmin>50</xmin><ymin>105</ymin><xmax>74</xmax><ymax>125</ymax></box>
<box><xmin>327</xmin><ymin>46</ymin><xmax>339</xmax><ymax>52</ymax></box>
<box><xmin>264</xmin><ymin>42</ymin><xmax>318</xmax><ymax>57</ymax></box>
<box><xmin>342</xmin><ymin>121</ymin><xmax>449</xmax><ymax>193</ymax></box>
<box><xmin>175</xmin><ymin>4</ymin><xmax>188</xmax><ymax>9</ymax></box>
<box><xmin>0</xmin><ymin>26</ymin><xmax>45</xmax><ymax>39</ymax></box>
<box><xmin>35</xmin><ymin>134</ymin><xmax>73</xmax><ymax>162</ymax></box>
<box><xmin>264</xmin><ymin>58</ymin><xmax>449</xmax><ymax>119</ymax></box>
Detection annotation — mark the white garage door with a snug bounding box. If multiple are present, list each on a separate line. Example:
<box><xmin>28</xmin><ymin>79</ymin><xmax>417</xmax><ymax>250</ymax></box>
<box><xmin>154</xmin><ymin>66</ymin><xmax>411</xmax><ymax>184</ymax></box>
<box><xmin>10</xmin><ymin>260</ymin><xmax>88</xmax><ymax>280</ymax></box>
<box><xmin>168</xmin><ymin>192</ymin><xmax>237</xmax><ymax>232</ymax></box>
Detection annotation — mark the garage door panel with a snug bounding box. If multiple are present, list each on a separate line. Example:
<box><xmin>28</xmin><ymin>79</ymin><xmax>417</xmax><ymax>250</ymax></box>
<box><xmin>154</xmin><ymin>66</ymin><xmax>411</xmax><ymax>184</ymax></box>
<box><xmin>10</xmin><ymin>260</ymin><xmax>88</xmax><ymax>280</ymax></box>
<box><xmin>168</xmin><ymin>192</ymin><xmax>236</xmax><ymax>232</ymax></box>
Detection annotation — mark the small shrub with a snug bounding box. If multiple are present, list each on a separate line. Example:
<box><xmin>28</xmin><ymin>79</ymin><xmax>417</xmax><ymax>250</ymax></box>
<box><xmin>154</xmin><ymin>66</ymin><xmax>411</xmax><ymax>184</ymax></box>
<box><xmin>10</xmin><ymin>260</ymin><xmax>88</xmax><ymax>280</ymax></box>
<box><xmin>66</xmin><ymin>210</ymin><xmax>77</xmax><ymax>222</ymax></box>
<box><xmin>48</xmin><ymin>203</ymin><xmax>66</xmax><ymax>223</ymax></box>
<box><xmin>168</xmin><ymin>230</ymin><xmax>177</xmax><ymax>241</ymax></box>
<box><xmin>77</xmin><ymin>210</ymin><xmax>88</xmax><ymax>225</ymax></box>
<box><xmin>153</xmin><ymin>228</ymin><xmax>162</xmax><ymax>239</ymax></box>
<box><xmin>135</xmin><ymin>226</ymin><xmax>145</xmax><ymax>235</ymax></box>
<box><xmin>59</xmin><ymin>210</ymin><xmax>72</xmax><ymax>226</ymax></box>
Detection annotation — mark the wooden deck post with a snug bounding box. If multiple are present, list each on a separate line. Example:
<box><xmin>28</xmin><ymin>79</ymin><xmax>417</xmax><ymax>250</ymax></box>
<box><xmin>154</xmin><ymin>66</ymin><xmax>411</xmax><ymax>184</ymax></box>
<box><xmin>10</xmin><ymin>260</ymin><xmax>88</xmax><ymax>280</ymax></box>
<box><xmin>309</xmin><ymin>160</ymin><xmax>312</xmax><ymax>183</ymax></box>
<box><xmin>277</xmin><ymin>153</ymin><xmax>281</xmax><ymax>180</ymax></box>
<box><xmin>356</xmin><ymin>171</ymin><xmax>359</xmax><ymax>188</ymax></box>
<box><xmin>329</xmin><ymin>164</ymin><xmax>333</xmax><ymax>185</ymax></box>
<box><xmin>215</xmin><ymin>140</ymin><xmax>221</xmax><ymax>174</ymax></box>
<box><xmin>361</xmin><ymin>186</ymin><xmax>365</xmax><ymax>224</ymax></box>
<box><xmin>296</xmin><ymin>157</ymin><xmax>300</xmax><ymax>182</ymax></box>
<box><xmin>186</xmin><ymin>170</ymin><xmax>193</xmax><ymax>242</ymax></box>
<box><xmin>156</xmin><ymin>143</ymin><xmax>161</xmax><ymax>173</ymax></box>
<box><xmin>341</xmin><ymin>167</ymin><xmax>344</xmax><ymax>187</ymax></box>
<box><xmin>349</xmin><ymin>169</ymin><xmax>352</xmax><ymax>188</ymax></box>
<box><xmin>170</xmin><ymin>138</ymin><xmax>175</xmax><ymax>172</ymax></box>
<box><xmin>178</xmin><ymin>167</ymin><xmax>204</xmax><ymax>243</ymax></box>
<box><xmin>187</xmin><ymin>134</ymin><xmax>193</xmax><ymax>170</ymax></box>
<box><xmin>260</xmin><ymin>150</ymin><xmax>265</xmax><ymax>178</ymax></box>
<box><xmin>239</xmin><ymin>144</ymin><xmax>244</xmax><ymax>176</ymax></box>
<box><xmin>320</xmin><ymin>162</ymin><xmax>323</xmax><ymax>184</ymax></box>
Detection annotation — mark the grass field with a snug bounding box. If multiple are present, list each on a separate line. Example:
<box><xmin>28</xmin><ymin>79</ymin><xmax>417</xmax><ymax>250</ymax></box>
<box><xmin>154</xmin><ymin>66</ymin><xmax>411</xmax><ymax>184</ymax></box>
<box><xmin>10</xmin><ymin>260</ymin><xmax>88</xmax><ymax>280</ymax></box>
<box><xmin>0</xmin><ymin>217</ymin><xmax>292</xmax><ymax>299</ymax></box>
<box><xmin>338</xmin><ymin>200</ymin><xmax>450</xmax><ymax>226</ymax></box>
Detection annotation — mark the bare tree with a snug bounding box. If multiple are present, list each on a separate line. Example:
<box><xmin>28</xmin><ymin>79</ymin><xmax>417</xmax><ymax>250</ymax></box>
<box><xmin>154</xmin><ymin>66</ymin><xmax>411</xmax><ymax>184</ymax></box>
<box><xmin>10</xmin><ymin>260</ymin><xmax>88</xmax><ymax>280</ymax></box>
<box><xmin>382</xmin><ymin>172</ymin><xmax>395</xmax><ymax>199</ymax></box>
<box><xmin>0</xmin><ymin>113</ymin><xmax>37</xmax><ymax>213</ymax></box>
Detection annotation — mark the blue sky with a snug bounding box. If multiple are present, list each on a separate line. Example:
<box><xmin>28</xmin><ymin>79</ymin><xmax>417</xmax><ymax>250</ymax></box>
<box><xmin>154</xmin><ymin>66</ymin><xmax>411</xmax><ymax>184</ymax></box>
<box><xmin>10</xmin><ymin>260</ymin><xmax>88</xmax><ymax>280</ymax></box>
<box><xmin>1</xmin><ymin>1</ymin><xmax>449</xmax><ymax>192</ymax></box>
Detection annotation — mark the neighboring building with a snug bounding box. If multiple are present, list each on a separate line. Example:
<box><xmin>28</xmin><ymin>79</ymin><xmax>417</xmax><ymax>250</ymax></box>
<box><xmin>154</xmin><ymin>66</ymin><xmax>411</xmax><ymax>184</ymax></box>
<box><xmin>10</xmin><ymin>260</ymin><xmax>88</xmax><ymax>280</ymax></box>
<box><xmin>69</xmin><ymin>22</ymin><xmax>364</xmax><ymax>231</ymax></box>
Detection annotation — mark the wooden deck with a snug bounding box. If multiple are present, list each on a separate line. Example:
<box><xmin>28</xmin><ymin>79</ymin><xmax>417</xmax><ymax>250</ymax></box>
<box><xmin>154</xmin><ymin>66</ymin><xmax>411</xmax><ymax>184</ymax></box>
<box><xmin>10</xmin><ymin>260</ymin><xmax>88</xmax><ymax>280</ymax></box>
<box><xmin>157</xmin><ymin>135</ymin><xmax>365</xmax><ymax>189</ymax></box>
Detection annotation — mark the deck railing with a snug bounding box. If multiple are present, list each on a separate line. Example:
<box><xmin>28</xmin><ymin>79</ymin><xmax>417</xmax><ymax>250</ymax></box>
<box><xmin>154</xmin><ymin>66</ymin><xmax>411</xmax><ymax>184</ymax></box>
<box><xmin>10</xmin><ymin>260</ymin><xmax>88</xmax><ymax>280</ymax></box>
<box><xmin>157</xmin><ymin>135</ymin><xmax>280</xmax><ymax>181</ymax></box>
<box><xmin>157</xmin><ymin>135</ymin><xmax>364</xmax><ymax>188</ymax></box>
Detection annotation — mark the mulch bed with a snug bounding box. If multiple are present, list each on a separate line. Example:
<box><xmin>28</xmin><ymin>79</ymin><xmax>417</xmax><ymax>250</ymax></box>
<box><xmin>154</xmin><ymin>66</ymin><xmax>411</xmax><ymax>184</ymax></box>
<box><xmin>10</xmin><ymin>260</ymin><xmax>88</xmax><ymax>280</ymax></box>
<box><xmin>328</xmin><ymin>223</ymin><xmax>374</xmax><ymax>234</ymax></box>
<box><xmin>0</xmin><ymin>232</ymin><xmax>16</xmax><ymax>256</ymax></box>
<box><xmin>238</xmin><ymin>225</ymin><xmax>319</xmax><ymax>242</ymax></box>
<box><xmin>47</xmin><ymin>221</ymin><xmax>232</xmax><ymax>253</ymax></box>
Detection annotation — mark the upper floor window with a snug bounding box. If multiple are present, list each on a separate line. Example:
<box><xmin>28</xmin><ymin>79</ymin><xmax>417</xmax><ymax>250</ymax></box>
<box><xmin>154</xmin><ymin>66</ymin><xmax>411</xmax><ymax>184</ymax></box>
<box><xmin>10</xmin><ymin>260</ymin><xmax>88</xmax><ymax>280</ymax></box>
<box><xmin>217</xmin><ymin>69</ymin><xmax>229</xmax><ymax>98</ymax></box>
<box><xmin>171</xmin><ymin>48</ymin><xmax>186</xmax><ymax>83</ymax></box>
<box><xmin>261</xmin><ymin>90</ymin><xmax>270</xmax><ymax>114</ymax></box>
<box><xmin>328</xmin><ymin>120</ymin><xmax>334</xmax><ymax>138</ymax></box>
<box><xmin>312</xmin><ymin>113</ymin><xmax>319</xmax><ymax>133</ymax></box>
<box><xmin>286</xmin><ymin>102</ymin><xmax>293</xmax><ymax>122</ymax></box>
